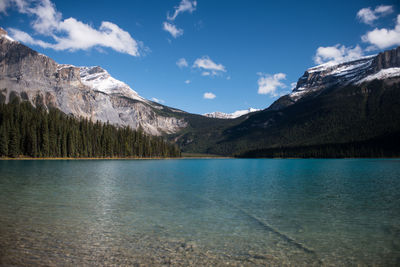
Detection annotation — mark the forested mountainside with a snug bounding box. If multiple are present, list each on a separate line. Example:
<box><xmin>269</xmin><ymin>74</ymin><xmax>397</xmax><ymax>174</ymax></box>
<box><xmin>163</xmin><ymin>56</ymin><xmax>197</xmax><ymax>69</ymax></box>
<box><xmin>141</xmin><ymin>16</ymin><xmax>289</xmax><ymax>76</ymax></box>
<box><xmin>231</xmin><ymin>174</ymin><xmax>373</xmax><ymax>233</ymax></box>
<box><xmin>170</xmin><ymin>47</ymin><xmax>400</xmax><ymax>157</ymax></box>
<box><xmin>0</xmin><ymin>99</ymin><xmax>180</xmax><ymax>158</ymax></box>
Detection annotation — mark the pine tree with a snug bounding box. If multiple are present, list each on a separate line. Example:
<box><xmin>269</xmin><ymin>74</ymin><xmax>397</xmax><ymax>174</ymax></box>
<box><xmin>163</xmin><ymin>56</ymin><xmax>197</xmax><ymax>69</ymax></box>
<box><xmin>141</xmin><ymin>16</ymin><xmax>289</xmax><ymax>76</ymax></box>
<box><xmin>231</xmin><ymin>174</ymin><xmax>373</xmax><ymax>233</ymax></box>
<box><xmin>26</xmin><ymin>125</ymin><xmax>37</xmax><ymax>157</ymax></box>
<box><xmin>8</xmin><ymin>126</ymin><xmax>20</xmax><ymax>158</ymax></box>
<box><xmin>0</xmin><ymin>126</ymin><xmax>8</xmax><ymax>156</ymax></box>
<box><xmin>40</xmin><ymin>117</ymin><xmax>49</xmax><ymax>157</ymax></box>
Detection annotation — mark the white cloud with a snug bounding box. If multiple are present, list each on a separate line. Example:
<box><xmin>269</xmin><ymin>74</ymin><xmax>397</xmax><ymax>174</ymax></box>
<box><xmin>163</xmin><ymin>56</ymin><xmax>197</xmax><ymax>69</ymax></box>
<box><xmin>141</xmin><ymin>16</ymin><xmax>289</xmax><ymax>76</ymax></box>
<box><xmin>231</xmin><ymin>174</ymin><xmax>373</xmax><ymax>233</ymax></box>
<box><xmin>375</xmin><ymin>5</ymin><xmax>394</xmax><ymax>14</ymax></box>
<box><xmin>163</xmin><ymin>22</ymin><xmax>183</xmax><ymax>38</ymax></box>
<box><xmin>8</xmin><ymin>28</ymin><xmax>52</xmax><ymax>48</ymax></box>
<box><xmin>28</xmin><ymin>0</ymin><xmax>61</xmax><ymax>34</ymax></box>
<box><xmin>357</xmin><ymin>8</ymin><xmax>377</xmax><ymax>25</ymax></box>
<box><xmin>257</xmin><ymin>73</ymin><xmax>287</xmax><ymax>96</ymax></box>
<box><xmin>362</xmin><ymin>14</ymin><xmax>400</xmax><ymax>49</ymax></box>
<box><xmin>0</xmin><ymin>0</ymin><xmax>28</xmax><ymax>14</ymax></box>
<box><xmin>290</xmin><ymin>82</ymin><xmax>297</xmax><ymax>90</ymax></box>
<box><xmin>167</xmin><ymin>0</ymin><xmax>197</xmax><ymax>21</ymax></box>
<box><xmin>176</xmin><ymin>57</ymin><xmax>188</xmax><ymax>68</ymax></box>
<box><xmin>184</xmin><ymin>80</ymin><xmax>191</xmax><ymax>84</ymax></box>
<box><xmin>357</xmin><ymin>5</ymin><xmax>393</xmax><ymax>25</ymax></box>
<box><xmin>313</xmin><ymin>44</ymin><xmax>363</xmax><ymax>64</ymax></box>
<box><xmin>203</xmin><ymin>92</ymin><xmax>216</xmax><ymax>99</ymax></box>
<box><xmin>4</xmin><ymin>0</ymin><xmax>141</xmax><ymax>56</ymax></box>
<box><xmin>151</xmin><ymin>97</ymin><xmax>165</xmax><ymax>104</ymax></box>
<box><xmin>193</xmin><ymin>56</ymin><xmax>226</xmax><ymax>76</ymax></box>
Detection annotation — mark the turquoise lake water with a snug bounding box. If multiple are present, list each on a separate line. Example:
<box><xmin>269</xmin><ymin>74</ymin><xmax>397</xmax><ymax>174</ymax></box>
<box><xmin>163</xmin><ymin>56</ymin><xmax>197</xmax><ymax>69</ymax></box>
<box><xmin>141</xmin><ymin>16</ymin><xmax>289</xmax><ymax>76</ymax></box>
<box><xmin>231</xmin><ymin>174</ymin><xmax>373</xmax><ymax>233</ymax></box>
<box><xmin>0</xmin><ymin>159</ymin><xmax>399</xmax><ymax>266</ymax></box>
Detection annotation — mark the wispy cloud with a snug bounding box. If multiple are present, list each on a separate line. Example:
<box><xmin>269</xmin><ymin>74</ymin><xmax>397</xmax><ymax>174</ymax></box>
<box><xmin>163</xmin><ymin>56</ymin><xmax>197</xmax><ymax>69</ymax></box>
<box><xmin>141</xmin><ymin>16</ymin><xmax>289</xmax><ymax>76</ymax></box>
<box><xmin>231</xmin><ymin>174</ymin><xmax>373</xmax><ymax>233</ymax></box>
<box><xmin>163</xmin><ymin>0</ymin><xmax>196</xmax><ymax>39</ymax></box>
<box><xmin>193</xmin><ymin>56</ymin><xmax>226</xmax><ymax>76</ymax></box>
<box><xmin>357</xmin><ymin>5</ymin><xmax>393</xmax><ymax>25</ymax></box>
<box><xmin>4</xmin><ymin>0</ymin><xmax>142</xmax><ymax>56</ymax></box>
<box><xmin>151</xmin><ymin>97</ymin><xmax>165</xmax><ymax>104</ymax></box>
<box><xmin>184</xmin><ymin>80</ymin><xmax>191</xmax><ymax>84</ymax></box>
<box><xmin>176</xmin><ymin>57</ymin><xmax>188</xmax><ymax>68</ymax></box>
<box><xmin>203</xmin><ymin>92</ymin><xmax>216</xmax><ymax>99</ymax></box>
<box><xmin>257</xmin><ymin>73</ymin><xmax>287</xmax><ymax>96</ymax></box>
<box><xmin>0</xmin><ymin>0</ymin><xmax>28</xmax><ymax>15</ymax></box>
<box><xmin>163</xmin><ymin>21</ymin><xmax>183</xmax><ymax>38</ymax></box>
<box><xmin>362</xmin><ymin>14</ymin><xmax>400</xmax><ymax>49</ymax></box>
<box><xmin>313</xmin><ymin>44</ymin><xmax>363</xmax><ymax>64</ymax></box>
<box><xmin>167</xmin><ymin>0</ymin><xmax>197</xmax><ymax>21</ymax></box>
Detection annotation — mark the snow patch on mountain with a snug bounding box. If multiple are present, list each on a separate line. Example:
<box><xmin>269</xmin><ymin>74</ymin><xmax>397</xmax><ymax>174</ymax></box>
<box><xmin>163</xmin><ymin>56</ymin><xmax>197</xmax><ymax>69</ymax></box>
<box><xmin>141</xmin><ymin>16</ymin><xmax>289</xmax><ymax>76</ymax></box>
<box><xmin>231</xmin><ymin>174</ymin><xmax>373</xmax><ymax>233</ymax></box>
<box><xmin>356</xmin><ymin>67</ymin><xmax>400</xmax><ymax>84</ymax></box>
<box><xmin>288</xmin><ymin>55</ymin><xmax>377</xmax><ymax>101</ymax></box>
<box><xmin>204</xmin><ymin>108</ymin><xmax>260</xmax><ymax>119</ymax></box>
<box><xmin>80</xmin><ymin>66</ymin><xmax>146</xmax><ymax>103</ymax></box>
<box><xmin>307</xmin><ymin>55</ymin><xmax>375</xmax><ymax>74</ymax></box>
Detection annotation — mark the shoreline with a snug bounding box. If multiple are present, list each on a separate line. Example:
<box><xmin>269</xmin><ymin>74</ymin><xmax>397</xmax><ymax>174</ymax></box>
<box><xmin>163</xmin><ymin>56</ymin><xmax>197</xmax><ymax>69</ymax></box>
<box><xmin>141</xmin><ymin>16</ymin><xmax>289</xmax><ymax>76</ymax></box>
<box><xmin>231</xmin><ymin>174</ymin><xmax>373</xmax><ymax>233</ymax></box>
<box><xmin>0</xmin><ymin>156</ymin><xmax>231</xmax><ymax>160</ymax></box>
<box><xmin>0</xmin><ymin>156</ymin><xmax>397</xmax><ymax>160</ymax></box>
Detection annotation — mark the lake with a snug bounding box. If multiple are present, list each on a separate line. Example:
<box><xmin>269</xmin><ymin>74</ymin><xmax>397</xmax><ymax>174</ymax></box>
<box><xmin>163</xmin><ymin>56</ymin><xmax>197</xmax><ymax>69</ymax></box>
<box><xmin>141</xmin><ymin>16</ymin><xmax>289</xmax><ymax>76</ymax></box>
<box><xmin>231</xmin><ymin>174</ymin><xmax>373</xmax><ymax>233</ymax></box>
<box><xmin>0</xmin><ymin>159</ymin><xmax>399</xmax><ymax>266</ymax></box>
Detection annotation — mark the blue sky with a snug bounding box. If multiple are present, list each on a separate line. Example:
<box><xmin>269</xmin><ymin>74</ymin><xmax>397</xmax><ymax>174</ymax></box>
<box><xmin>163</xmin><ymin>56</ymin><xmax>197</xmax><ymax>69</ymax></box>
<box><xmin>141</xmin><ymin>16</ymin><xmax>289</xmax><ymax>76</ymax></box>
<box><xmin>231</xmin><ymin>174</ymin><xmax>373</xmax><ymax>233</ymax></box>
<box><xmin>1</xmin><ymin>0</ymin><xmax>399</xmax><ymax>114</ymax></box>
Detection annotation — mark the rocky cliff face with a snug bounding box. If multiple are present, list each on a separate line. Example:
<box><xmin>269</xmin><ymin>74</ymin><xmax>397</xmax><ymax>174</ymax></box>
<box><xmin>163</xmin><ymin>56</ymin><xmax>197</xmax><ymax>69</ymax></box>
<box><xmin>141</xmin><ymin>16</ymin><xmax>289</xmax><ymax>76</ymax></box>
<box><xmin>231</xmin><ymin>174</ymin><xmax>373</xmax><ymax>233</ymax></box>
<box><xmin>0</xmin><ymin>29</ymin><xmax>186</xmax><ymax>135</ymax></box>
<box><xmin>371</xmin><ymin>46</ymin><xmax>400</xmax><ymax>72</ymax></box>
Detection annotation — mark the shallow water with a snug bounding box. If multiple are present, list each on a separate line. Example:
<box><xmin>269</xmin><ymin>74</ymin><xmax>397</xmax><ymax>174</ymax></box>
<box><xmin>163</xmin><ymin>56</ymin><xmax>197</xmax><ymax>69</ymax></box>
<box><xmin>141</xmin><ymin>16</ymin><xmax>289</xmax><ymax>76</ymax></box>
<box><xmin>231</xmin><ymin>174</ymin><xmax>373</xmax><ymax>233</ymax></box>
<box><xmin>0</xmin><ymin>159</ymin><xmax>399</xmax><ymax>266</ymax></box>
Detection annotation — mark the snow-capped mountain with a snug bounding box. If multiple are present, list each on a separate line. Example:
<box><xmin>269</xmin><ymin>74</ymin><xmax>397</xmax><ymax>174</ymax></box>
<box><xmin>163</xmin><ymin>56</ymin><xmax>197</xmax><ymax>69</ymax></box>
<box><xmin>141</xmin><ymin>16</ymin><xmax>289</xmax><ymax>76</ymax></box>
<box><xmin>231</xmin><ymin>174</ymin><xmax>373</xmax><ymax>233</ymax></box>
<box><xmin>203</xmin><ymin>108</ymin><xmax>260</xmax><ymax>119</ymax></box>
<box><xmin>291</xmin><ymin>51</ymin><xmax>400</xmax><ymax>100</ymax></box>
<box><xmin>289</xmin><ymin>56</ymin><xmax>376</xmax><ymax>101</ymax></box>
<box><xmin>0</xmin><ymin>28</ymin><xmax>186</xmax><ymax>135</ymax></box>
<box><xmin>270</xmin><ymin>47</ymin><xmax>400</xmax><ymax>110</ymax></box>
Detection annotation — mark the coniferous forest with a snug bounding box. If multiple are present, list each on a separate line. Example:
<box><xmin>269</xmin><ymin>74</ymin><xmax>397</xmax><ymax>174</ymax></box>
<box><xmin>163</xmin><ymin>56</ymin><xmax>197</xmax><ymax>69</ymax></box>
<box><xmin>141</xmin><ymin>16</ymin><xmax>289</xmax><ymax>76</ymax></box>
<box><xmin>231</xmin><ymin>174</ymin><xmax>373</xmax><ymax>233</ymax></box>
<box><xmin>0</xmin><ymin>99</ymin><xmax>181</xmax><ymax>158</ymax></box>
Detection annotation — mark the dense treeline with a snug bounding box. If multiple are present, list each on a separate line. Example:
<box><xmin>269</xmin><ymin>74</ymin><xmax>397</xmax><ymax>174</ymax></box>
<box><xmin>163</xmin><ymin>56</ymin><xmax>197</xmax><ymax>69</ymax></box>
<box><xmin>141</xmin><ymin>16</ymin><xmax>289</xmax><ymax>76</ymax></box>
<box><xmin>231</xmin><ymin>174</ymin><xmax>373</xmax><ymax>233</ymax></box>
<box><xmin>237</xmin><ymin>132</ymin><xmax>400</xmax><ymax>158</ymax></box>
<box><xmin>0</xmin><ymin>99</ymin><xmax>181</xmax><ymax>158</ymax></box>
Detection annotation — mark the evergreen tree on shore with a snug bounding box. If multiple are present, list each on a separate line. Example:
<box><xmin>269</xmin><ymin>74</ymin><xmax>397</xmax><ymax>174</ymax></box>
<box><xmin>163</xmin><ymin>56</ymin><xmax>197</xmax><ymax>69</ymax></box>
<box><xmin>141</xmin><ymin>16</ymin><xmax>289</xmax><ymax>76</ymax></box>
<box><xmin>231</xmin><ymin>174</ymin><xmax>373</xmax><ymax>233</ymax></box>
<box><xmin>0</xmin><ymin>99</ymin><xmax>181</xmax><ymax>158</ymax></box>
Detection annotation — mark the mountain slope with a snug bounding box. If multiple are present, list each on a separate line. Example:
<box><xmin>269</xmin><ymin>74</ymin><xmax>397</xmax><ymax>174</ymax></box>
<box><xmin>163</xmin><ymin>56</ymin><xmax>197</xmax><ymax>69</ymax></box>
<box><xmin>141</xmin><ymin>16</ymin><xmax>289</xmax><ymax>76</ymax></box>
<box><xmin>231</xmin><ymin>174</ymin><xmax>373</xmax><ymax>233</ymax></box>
<box><xmin>0</xmin><ymin>29</ymin><xmax>188</xmax><ymax>136</ymax></box>
<box><xmin>172</xmin><ymin>46</ymin><xmax>400</xmax><ymax>156</ymax></box>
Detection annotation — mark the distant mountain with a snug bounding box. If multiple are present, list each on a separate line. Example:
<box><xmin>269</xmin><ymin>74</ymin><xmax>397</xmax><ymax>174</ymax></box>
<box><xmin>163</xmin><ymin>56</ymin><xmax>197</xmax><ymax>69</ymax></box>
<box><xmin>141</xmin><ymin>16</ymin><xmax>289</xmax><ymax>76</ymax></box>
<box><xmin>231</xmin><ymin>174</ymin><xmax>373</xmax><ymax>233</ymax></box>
<box><xmin>0</xmin><ymin>28</ymin><xmax>187</xmax><ymax>135</ymax></box>
<box><xmin>172</xmin><ymin>47</ymin><xmax>400</xmax><ymax>157</ymax></box>
<box><xmin>203</xmin><ymin>108</ymin><xmax>260</xmax><ymax>119</ymax></box>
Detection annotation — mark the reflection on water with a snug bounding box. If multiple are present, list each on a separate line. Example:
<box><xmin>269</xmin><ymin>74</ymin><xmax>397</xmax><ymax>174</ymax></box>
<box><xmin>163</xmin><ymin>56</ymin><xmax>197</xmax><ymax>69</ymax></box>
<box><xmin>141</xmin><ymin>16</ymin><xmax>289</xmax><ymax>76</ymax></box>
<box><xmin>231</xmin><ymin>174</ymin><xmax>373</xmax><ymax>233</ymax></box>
<box><xmin>0</xmin><ymin>159</ymin><xmax>400</xmax><ymax>266</ymax></box>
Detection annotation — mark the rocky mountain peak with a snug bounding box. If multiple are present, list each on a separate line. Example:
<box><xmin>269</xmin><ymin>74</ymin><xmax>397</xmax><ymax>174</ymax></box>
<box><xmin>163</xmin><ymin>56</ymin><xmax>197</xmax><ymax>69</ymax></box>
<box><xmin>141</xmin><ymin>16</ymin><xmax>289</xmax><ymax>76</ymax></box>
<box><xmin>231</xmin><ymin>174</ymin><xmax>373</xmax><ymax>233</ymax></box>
<box><xmin>0</xmin><ymin>35</ymin><xmax>187</xmax><ymax>136</ymax></box>
<box><xmin>79</xmin><ymin>66</ymin><xmax>145</xmax><ymax>102</ymax></box>
<box><xmin>0</xmin><ymin>27</ymin><xmax>16</xmax><ymax>43</ymax></box>
<box><xmin>0</xmin><ymin>27</ymin><xmax>7</xmax><ymax>36</ymax></box>
<box><xmin>269</xmin><ymin>46</ymin><xmax>400</xmax><ymax>111</ymax></box>
<box><xmin>290</xmin><ymin>56</ymin><xmax>375</xmax><ymax>101</ymax></box>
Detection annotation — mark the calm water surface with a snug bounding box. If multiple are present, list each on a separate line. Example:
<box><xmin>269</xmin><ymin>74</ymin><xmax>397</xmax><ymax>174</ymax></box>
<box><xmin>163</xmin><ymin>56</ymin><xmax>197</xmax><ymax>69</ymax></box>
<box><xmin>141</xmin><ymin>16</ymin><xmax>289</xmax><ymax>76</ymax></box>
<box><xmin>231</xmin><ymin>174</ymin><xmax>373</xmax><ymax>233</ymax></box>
<box><xmin>0</xmin><ymin>159</ymin><xmax>399</xmax><ymax>266</ymax></box>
